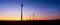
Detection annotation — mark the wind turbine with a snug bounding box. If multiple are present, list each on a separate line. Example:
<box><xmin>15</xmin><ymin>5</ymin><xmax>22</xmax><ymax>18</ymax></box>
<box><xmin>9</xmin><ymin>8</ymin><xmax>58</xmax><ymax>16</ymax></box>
<box><xmin>29</xmin><ymin>14</ymin><xmax>31</xmax><ymax>20</ymax></box>
<box><xmin>21</xmin><ymin>0</ymin><xmax>23</xmax><ymax>21</ymax></box>
<box><xmin>33</xmin><ymin>12</ymin><xmax>34</xmax><ymax>21</ymax></box>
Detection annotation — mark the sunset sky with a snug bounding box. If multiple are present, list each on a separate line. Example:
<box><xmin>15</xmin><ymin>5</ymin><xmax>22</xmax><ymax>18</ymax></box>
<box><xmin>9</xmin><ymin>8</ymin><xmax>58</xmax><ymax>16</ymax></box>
<box><xmin>0</xmin><ymin>0</ymin><xmax>60</xmax><ymax>20</ymax></box>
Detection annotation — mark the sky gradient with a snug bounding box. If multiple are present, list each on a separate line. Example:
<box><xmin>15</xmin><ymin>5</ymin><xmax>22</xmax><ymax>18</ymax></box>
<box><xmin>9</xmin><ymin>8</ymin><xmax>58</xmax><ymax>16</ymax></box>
<box><xmin>0</xmin><ymin>0</ymin><xmax>60</xmax><ymax>20</ymax></box>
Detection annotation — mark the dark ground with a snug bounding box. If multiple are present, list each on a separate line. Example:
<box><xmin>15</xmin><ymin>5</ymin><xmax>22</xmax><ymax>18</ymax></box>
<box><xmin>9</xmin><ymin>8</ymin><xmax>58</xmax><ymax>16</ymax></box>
<box><xmin>0</xmin><ymin>20</ymin><xmax>60</xmax><ymax>25</ymax></box>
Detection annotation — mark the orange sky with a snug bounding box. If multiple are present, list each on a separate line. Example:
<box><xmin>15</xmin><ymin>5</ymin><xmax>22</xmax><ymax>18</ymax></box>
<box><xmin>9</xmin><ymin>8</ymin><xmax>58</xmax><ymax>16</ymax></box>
<box><xmin>0</xmin><ymin>16</ymin><xmax>58</xmax><ymax>21</ymax></box>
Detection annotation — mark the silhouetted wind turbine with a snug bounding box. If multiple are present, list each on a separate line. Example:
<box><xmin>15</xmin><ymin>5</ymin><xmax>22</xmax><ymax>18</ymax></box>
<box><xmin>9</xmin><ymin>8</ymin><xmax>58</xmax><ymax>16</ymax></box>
<box><xmin>33</xmin><ymin>12</ymin><xmax>35</xmax><ymax>21</ymax></box>
<box><xmin>29</xmin><ymin>14</ymin><xmax>31</xmax><ymax>20</ymax></box>
<box><xmin>21</xmin><ymin>0</ymin><xmax>23</xmax><ymax>21</ymax></box>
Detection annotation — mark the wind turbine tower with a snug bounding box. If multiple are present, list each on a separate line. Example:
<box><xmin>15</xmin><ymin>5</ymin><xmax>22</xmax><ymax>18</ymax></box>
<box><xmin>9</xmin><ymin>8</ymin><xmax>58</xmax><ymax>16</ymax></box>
<box><xmin>21</xmin><ymin>0</ymin><xmax>23</xmax><ymax>21</ymax></box>
<box><xmin>33</xmin><ymin>12</ymin><xmax>35</xmax><ymax>20</ymax></box>
<box><xmin>29</xmin><ymin>14</ymin><xmax>31</xmax><ymax>20</ymax></box>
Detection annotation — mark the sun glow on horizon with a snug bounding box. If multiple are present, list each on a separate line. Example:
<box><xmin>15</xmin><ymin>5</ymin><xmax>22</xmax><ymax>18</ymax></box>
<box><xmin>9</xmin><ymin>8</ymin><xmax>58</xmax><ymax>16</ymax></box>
<box><xmin>0</xmin><ymin>16</ymin><xmax>58</xmax><ymax>21</ymax></box>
